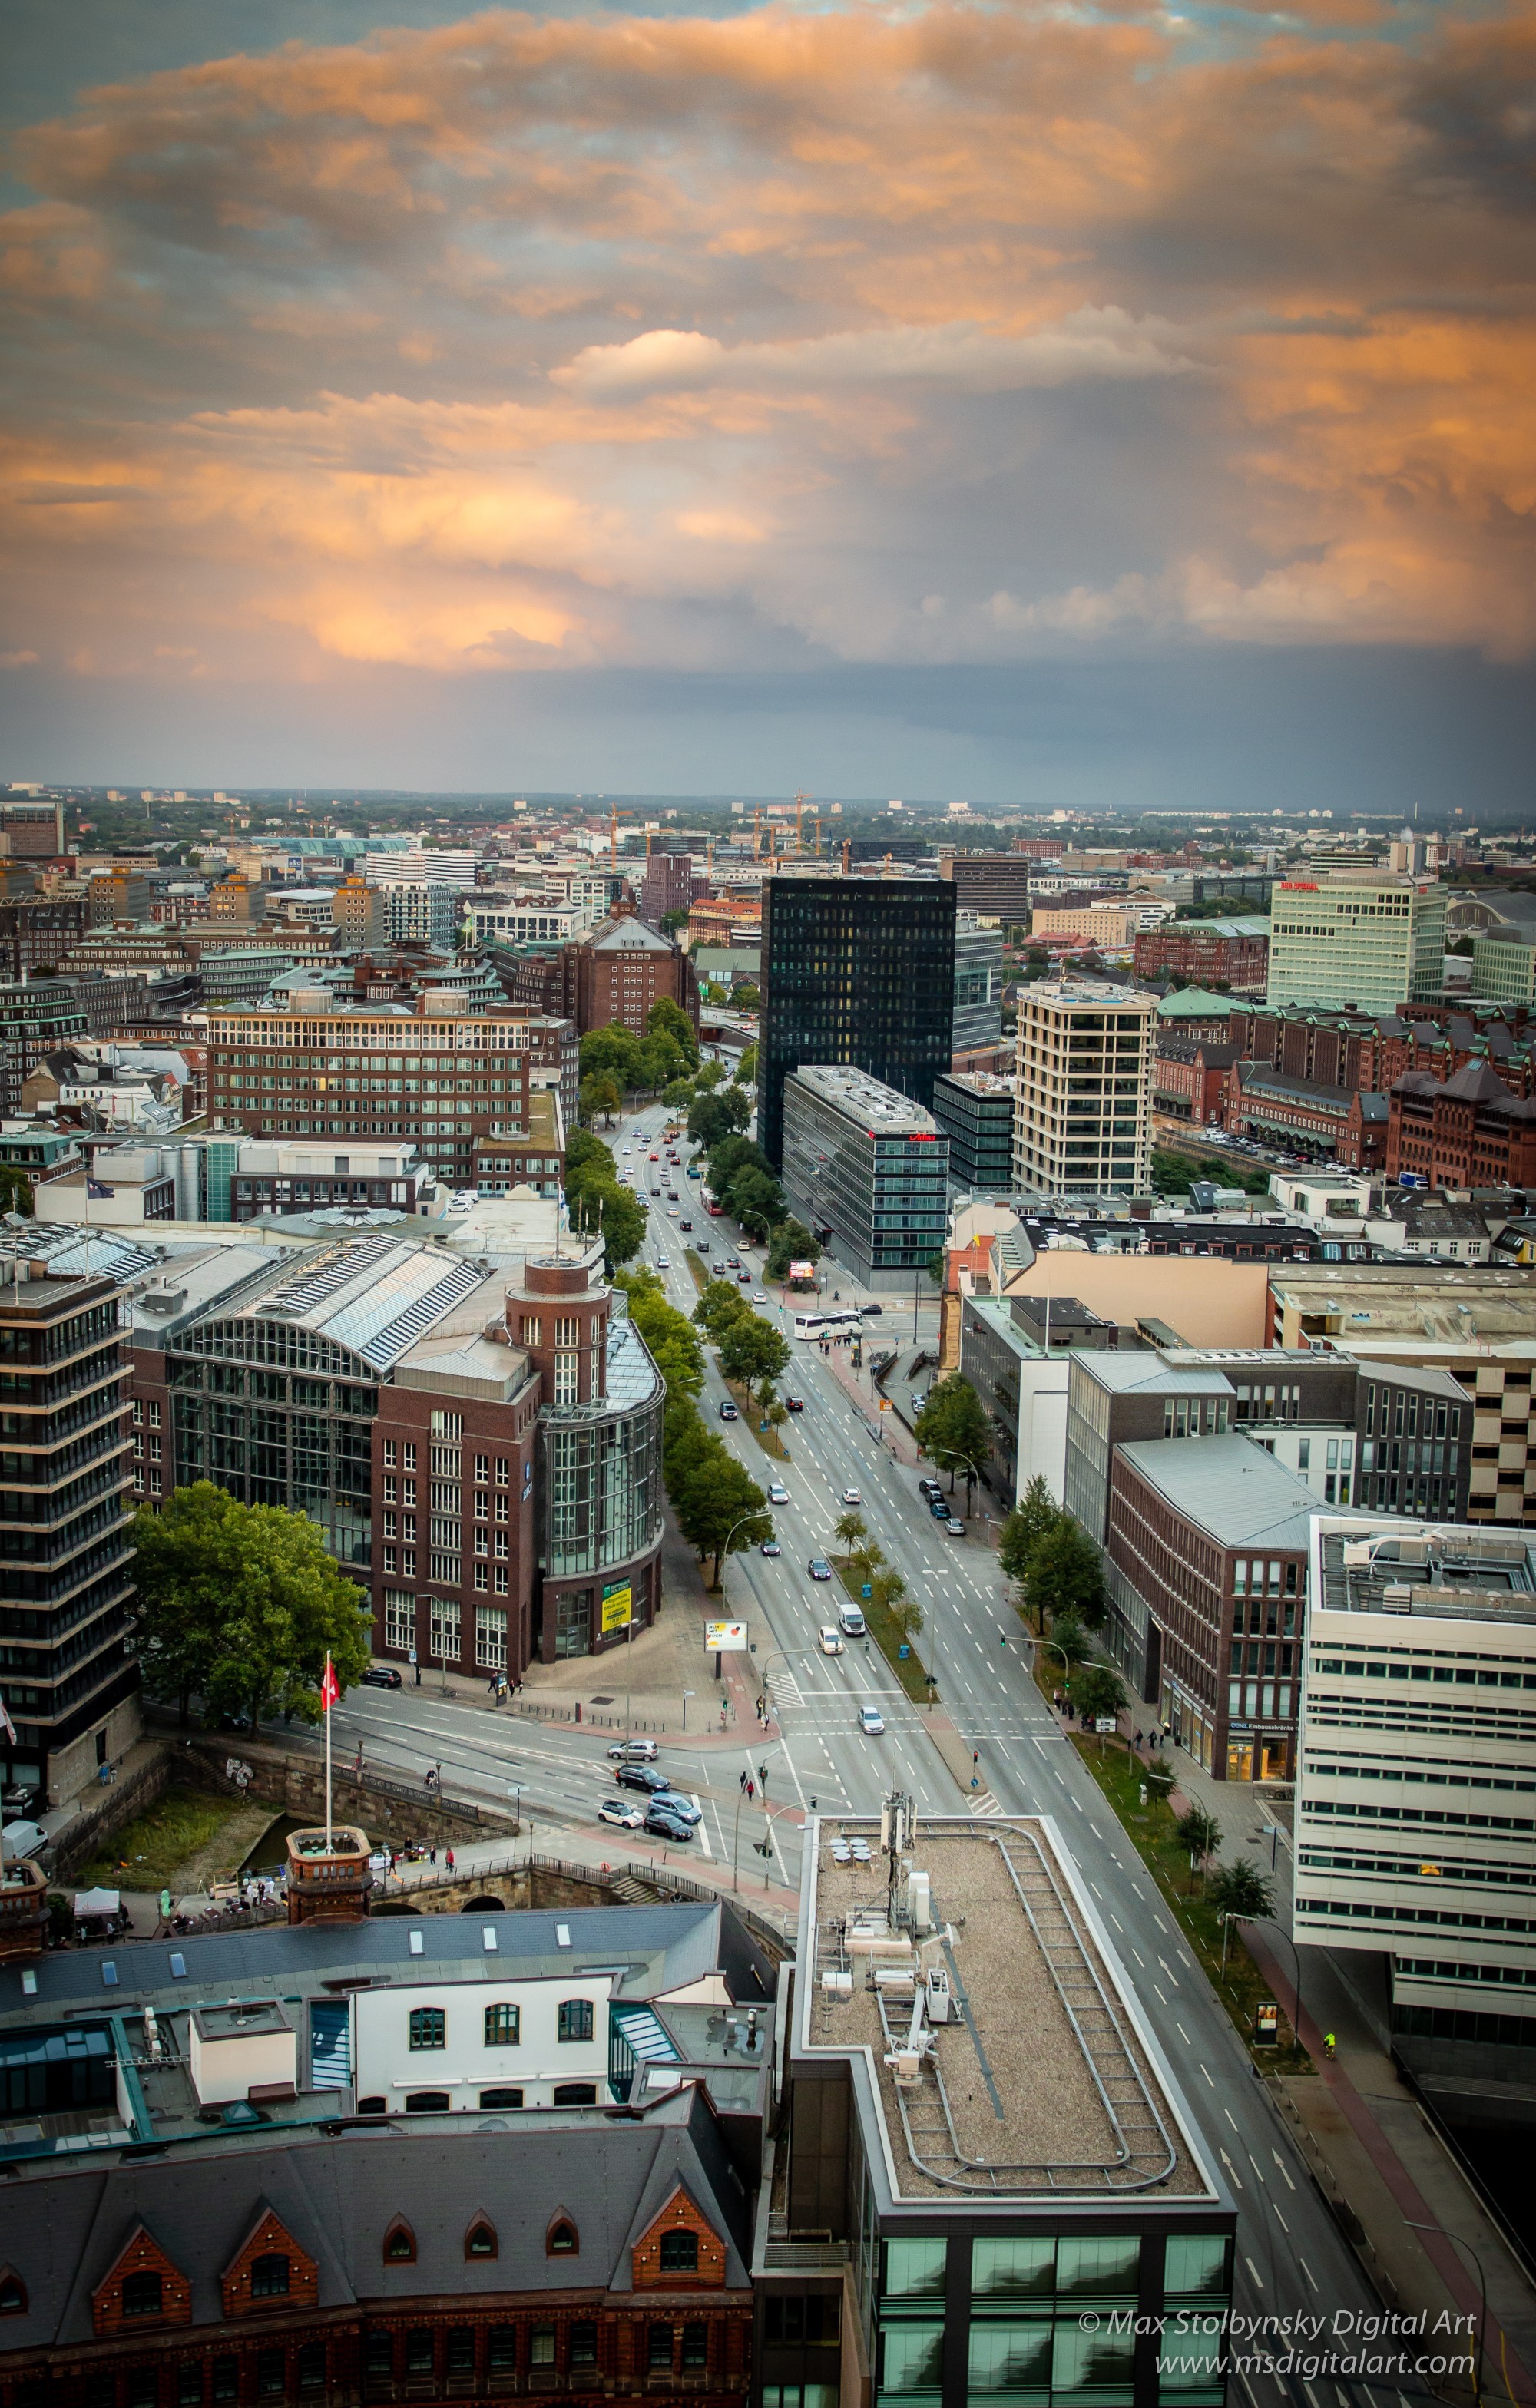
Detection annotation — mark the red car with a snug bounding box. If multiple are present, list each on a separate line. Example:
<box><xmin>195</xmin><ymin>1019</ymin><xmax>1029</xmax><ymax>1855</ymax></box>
<box><xmin>649</xmin><ymin>1151</ymin><xmax>660</xmax><ymax>1161</ymax></box>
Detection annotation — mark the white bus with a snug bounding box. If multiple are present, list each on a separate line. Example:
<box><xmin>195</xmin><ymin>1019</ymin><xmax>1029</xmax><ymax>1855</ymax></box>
<box><xmin>793</xmin><ymin>1308</ymin><xmax>863</xmax><ymax>1341</ymax></box>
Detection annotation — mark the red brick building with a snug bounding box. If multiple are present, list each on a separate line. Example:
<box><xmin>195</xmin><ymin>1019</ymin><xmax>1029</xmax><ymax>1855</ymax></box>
<box><xmin>1388</xmin><ymin>1059</ymin><xmax>1536</xmax><ymax>1189</ymax></box>
<box><xmin>1152</xmin><ymin>1040</ymin><xmax>1237</xmax><ymax>1128</ymax></box>
<box><xmin>1134</xmin><ymin>919</ymin><xmax>1270</xmax><ymax>993</ymax></box>
<box><xmin>568</xmin><ymin>917</ymin><xmax>697</xmax><ymax>1039</ymax></box>
<box><xmin>1104</xmin><ymin>1434</ymin><xmax>1313</xmax><ymax>1783</ymax></box>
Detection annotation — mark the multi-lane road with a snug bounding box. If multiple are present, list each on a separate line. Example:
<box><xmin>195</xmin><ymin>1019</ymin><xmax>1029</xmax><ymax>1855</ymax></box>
<box><xmin>316</xmin><ymin>1097</ymin><xmax>1425</xmax><ymax>2408</ymax></box>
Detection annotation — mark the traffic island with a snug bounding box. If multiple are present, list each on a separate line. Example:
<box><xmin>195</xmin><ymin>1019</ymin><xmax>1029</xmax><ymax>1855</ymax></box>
<box><xmin>834</xmin><ymin>1564</ymin><xmax>938</xmax><ymax>1705</ymax></box>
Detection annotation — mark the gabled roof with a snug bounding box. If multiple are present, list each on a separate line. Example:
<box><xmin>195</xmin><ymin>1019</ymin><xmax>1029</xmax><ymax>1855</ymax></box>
<box><xmin>589</xmin><ymin>917</ymin><xmax>673</xmax><ymax>954</ymax></box>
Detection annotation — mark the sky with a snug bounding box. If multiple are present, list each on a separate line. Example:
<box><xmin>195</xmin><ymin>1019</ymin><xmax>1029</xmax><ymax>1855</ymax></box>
<box><xmin>2</xmin><ymin>0</ymin><xmax>1534</xmax><ymax>807</ymax></box>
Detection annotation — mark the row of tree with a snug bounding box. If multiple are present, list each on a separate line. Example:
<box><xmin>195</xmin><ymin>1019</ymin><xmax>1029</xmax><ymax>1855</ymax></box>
<box><xmin>833</xmin><ymin>1507</ymin><xmax>925</xmax><ymax>1656</ymax></box>
<box><xmin>617</xmin><ymin>1268</ymin><xmax>773</xmax><ymax>1586</ymax></box>
<box><xmin>564</xmin><ymin>1129</ymin><xmax>647</xmax><ymax>1272</ymax></box>
<box><xmin>692</xmin><ymin>1125</ymin><xmax>823</xmax><ymax>1284</ymax></box>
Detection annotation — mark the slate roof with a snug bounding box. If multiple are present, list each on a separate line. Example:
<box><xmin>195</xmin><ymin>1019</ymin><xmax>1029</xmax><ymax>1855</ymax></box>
<box><xmin>3</xmin><ymin>2090</ymin><xmax>750</xmax><ymax>2351</ymax></box>
<box><xmin>1114</xmin><ymin>1433</ymin><xmax>1316</xmax><ymax>1550</ymax></box>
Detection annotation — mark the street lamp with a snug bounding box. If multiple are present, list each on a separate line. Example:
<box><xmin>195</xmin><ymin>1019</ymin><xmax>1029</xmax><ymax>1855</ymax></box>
<box><xmin>926</xmin><ymin>1445</ymin><xmax>985</xmax><ymax>1517</ymax></box>
<box><xmin>1406</xmin><ymin>2222</ymin><xmax>1487</xmax><ymax>2408</ymax></box>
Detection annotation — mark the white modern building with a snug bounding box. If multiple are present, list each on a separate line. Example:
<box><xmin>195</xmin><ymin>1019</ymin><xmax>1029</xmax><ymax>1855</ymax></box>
<box><xmin>368</xmin><ymin>848</ymin><xmax>479</xmax><ymax>890</ymax></box>
<box><xmin>1298</xmin><ymin>1514</ymin><xmax>1536</xmax><ymax>2090</ymax></box>
<box><xmin>1266</xmin><ymin>873</ymin><xmax>1447</xmax><ymax>1011</ymax></box>
<box><xmin>1011</xmin><ymin>977</ymin><xmax>1154</xmax><ymax>1198</ymax></box>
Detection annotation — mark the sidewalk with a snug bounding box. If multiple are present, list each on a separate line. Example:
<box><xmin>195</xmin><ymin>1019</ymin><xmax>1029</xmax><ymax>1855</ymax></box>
<box><xmin>1097</xmin><ymin>1710</ymin><xmax>1536</xmax><ymax>2403</ymax></box>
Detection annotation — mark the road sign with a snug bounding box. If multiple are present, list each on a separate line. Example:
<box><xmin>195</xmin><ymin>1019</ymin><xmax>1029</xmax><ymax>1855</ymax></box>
<box><xmin>1094</xmin><ymin>1718</ymin><xmax>1117</xmax><ymax>1733</ymax></box>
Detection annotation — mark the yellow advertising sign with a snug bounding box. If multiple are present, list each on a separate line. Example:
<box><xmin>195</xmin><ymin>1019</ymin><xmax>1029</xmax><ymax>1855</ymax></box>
<box><xmin>601</xmin><ymin>1583</ymin><xmax>632</xmax><ymax>1634</ymax></box>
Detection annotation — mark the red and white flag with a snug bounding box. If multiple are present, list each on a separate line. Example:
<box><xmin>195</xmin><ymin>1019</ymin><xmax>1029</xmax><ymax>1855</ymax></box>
<box><xmin>319</xmin><ymin>1656</ymin><xmax>339</xmax><ymax>1713</ymax></box>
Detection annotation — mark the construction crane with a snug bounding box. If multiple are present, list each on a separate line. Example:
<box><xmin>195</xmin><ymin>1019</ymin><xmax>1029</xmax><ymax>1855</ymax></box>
<box><xmin>793</xmin><ymin>791</ymin><xmax>809</xmax><ymax>854</ymax></box>
<box><xmin>607</xmin><ymin>803</ymin><xmax>653</xmax><ymax>867</ymax></box>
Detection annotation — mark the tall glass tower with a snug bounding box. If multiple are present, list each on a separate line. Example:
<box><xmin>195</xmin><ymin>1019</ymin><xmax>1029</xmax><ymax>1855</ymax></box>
<box><xmin>756</xmin><ymin>878</ymin><xmax>957</xmax><ymax>1168</ymax></box>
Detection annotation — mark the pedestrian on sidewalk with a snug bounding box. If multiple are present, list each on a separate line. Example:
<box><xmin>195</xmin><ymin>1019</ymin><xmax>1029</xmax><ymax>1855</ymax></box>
<box><xmin>746</xmin><ymin>1778</ymin><xmax>755</xmax><ymax>1803</ymax></box>
<box><xmin>429</xmin><ymin>1844</ymin><xmax>437</xmax><ymax>1867</ymax></box>
<box><xmin>487</xmin><ymin>1675</ymin><xmax>498</xmax><ymax>1700</ymax></box>
<box><xmin>446</xmin><ymin>1847</ymin><xmax>455</xmax><ymax>1875</ymax></box>
<box><xmin>739</xmin><ymin>1770</ymin><xmax>748</xmax><ymax>1792</ymax></box>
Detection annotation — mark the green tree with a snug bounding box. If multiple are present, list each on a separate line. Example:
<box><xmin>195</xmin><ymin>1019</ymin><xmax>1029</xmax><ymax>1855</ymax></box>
<box><xmin>732</xmin><ymin>982</ymin><xmax>760</xmax><ymax>1011</ymax></box>
<box><xmin>567</xmin><ymin>1176</ymin><xmax>646</xmax><ymax>1272</ymax></box>
<box><xmin>999</xmin><ymin>1475</ymin><xmax>1061</xmax><ymax>1591</ymax></box>
<box><xmin>564</xmin><ymin>1128</ymin><xmax>617</xmax><ymax>1186</ymax></box>
<box><xmin>578</xmin><ymin>1072</ymin><xmax>621</xmax><ymax>1125</ymax></box>
<box><xmin>913</xmin><ymin>1373</ymin><xmax>992</xmax><ymax>1502</ymax></box>
<box><xmin>694</xmin><ymin>1060</ymin><xmax>727</xmax><ymax>1091</ymax></box>
<box><xmin>132</xmin><ymin>1483</ymin><xmax>371</xmax><ymax>1732</ymax></box>
<box><xmin>637</xmin><ymin>1030</ymin><xmax>690</xmax><ymax>1091</ymax></box>
<box><xmin>1209</xmin><ymin>1857</ymin><xmax>1276</xmax><ymax>1920</ymax></box>
<box><xmin>848</xmin><ymin>1538</ymin><xmax>886</xmax><ymax>1585</ymax></box>
<box><xmin>737</xmin><ymin>1041</ymin><xmax>759</xmax><ymax>1087</ymax></box>
<box><xmin>834</xmin><ymin>1510</ymin><xmax>869</xmax><ymax>1553</ymax></box>
<box><xmin>717</xmin><ymin>1311</ymin><xmax>790</xmax><ymax>1387</ymax></box>
<box><xmin>647</xmin><ymin>995</ymin><xmax>700</xmax><ymax>1069</ymax></box>
<box><xmin>1074</xmin><ymin>1662</ymin><xmax>1127</xmax><ymax>1727</ymax></box>
<box><xmin>670</xmin><ymin>1447</ymin><xmax>770</xmax><ymax>1586</ymax></box>
<box><xmin>765</xmin><ymin>1218</ymin><xmax>821</xmax><ymax>1280</ymax></box>
<box><xmin>1044</xmin><ymin>1611</ymin><xmax>1092</xmax><ymax>1679</ymax></box>
<box><xmin>662</xmin><ymin>1077</ymin><xmax>695</xmax><ymax>1110</ymax></box>
<box><xmin>617</xmin><ymin>1269</ymin><xmax>705</xmax><ymax>1398</ymax></box>
<box><xmin>0</xmin><ymin>1165</ymin><xmax>33</xmax><ymax>1216</ymax></box>
<box><xmin>1175</xmin><ymin>1804</ymin><xmax>1223</xmax><ymax>1873</ymax></box>
<box><xmin>580</xmin><ymin>1025</ymin><xmax>643</xmax><ymax>1090</ymax></box>
<box><xmin>1024</xmin><ymin>1517</ymin><xmax>1106</xmax><ymax>1631</ymax></box>
<box><xmin>730</xmin><ymin>1165</ymin><xmax>785</xmax><ymax>1239</ymax></box>
<box><xmin>754</xmin><ymin>1378</ymin><xmax>789</xmax><ymax>1438</ymax></box>
<box><xmin>659</xmin><ymin>908</ymin><xmax>690</xmax><ymax>935</ymax></box>
<box><xmin>694</xmin><ymin>1278</ymin><xmax>751</xmax><ymax>1342</ymax></box>
<box><xmin>688</xmin><ymin>1090</ymin><xmax>734</xmax><ymax>1152</ymax></box>
<box><xmin>719</xmin><ymin>1083</ymin><xmax>755</xmax><ymax>1135</ymax></box>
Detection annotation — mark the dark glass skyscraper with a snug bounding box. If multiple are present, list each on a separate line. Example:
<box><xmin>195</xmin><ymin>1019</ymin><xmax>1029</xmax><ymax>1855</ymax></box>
<box><xmin>756</xmin><ymin>878</ymin><xmax>957</xmax><ymax>1168</ymax></box>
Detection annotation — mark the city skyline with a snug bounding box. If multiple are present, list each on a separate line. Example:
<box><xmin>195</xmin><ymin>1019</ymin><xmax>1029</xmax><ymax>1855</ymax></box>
<box><xmin>3</xmin><ymin>0</ymin><xmax>1534</xmax><ymax>807</ymax></box>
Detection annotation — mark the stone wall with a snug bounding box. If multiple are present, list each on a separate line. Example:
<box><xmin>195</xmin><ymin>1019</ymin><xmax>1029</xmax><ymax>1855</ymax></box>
<box><xmin>169</xmin><ymin>1735</ymin><xmax>518</xmax><ymax>1847</ymax></box>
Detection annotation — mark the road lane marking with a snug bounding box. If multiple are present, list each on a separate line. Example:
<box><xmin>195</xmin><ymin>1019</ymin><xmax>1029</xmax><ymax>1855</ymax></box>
<box><xmin>1176</xmin><ymin>2022</ymin><xmax>1191</xmax><ymax>2044</ymax></box>
<box><xmin>1299</xmin><ymin>2257</ymin><xmax>1318</xmax><ymax>2292</ymax></box>
<box><xmin>1271</xmin><ymin>2150</ymin><xmax>1296</xmax><ymax>2191</ymax></box>
<box><xmin>1244</xmin><ymin>2257</ymin><xmax>1264</xmax><ymax>2291</ymax></box>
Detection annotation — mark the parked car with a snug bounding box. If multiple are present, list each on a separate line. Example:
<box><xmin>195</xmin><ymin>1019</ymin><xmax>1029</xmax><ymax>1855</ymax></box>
<box><xmin>818</xmin><ymin>1626</ymin><xmax>845</xmax><ymax>1656</ymax></box>
<box><xmin>607</xmin><ymin>1737</ymin><xmax>658</xmax><ymax>1762</ymax></box>
<box><xmin>644</xmin><ymin>1803</ymin><xmax>696</xmax><ymax>1842</ymax></box>
<box><xmin>910</xmin><ymin>1393</ymin><xmax>927</xmax><ymax>1416</ymax></box>
<box><xmin>362</xmin><ymin>1665</ymin><xmax>404</xmax><ymax>1689</ymax></box>
<box><xmin>2</xmin><ymin>1821</ymin><xmax>48</xmax><ymax>1858</ymax></box>
<box><xmin>839</xmin><ymin>1605</ymin><xmax>867</xmax><ymax>1637</ymax></box>
<box><xmin>858</xmin><ymin>1705</ymin><xmax>886</xmax><ymax>1736</ymax></box>
<box><xmin>615</xmin><ymin>1765</ymin><xmax>673</xmax><ymax>1794</ymax></box>
<box><xmin>945</xmin><ymin>1517</ymin><xmax>965</xmax><ymax>1536</ymax></box>
<box><xmin>918</xmin><ymin>1477</ymin><xmax>943</xmax><ymax>1503</ymax></box>
<box><xmin>808</xmin><ymin>1556</ymin><xmax>833</xmax><ymax>1580</ymax></box>
<box><xmin>598</xmin><ymin>1797</ymin><xmax>646</xmax><ymax>1831</ymax></box>
<box><xmin>718</xmin><ymin>1400</ymin><xmax>739</xmax><ymax>1421</ymax></box>
<box><xmin>784</xmin><ymin>1394</ymin><xmax>804</xmax><ymax>1412</ymax></box>
<box><xmin>930</xmin><ymin>1497</ymin><xmax>952</xmax><ymax>1519</ymax></box>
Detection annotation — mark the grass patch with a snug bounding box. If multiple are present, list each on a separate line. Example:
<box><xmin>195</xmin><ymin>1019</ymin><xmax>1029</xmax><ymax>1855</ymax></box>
<box><xmin>1067</xmin><ymin>1734</ymin><xmax>1312</xmax><ymax>2074</ymax></box>
<box><xmin>683</xmin><ymin>1250</ymin><xmax>709</xmax><ymax>1291</ymax></box>
<box><xmin>836</xmin><ymin>1564</ymin><xmax>938</xmax><ymax>1706</ymax></box>
<box><xmin>76</xmin><ymin>1784</ymin><xmax>250</xmax><ymax>1889</ymax></box>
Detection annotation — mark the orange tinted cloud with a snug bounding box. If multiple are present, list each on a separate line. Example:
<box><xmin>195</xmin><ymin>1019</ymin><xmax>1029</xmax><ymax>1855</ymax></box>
<box><xmin>2</xmin><ymin>0</ymin><xmax>1533</xmax><ymax>679</ymax></box>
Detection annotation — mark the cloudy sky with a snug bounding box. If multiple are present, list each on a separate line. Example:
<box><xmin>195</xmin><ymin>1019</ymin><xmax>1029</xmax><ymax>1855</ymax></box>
<box><xmin>2</xmin><ymin>0</ymin><xmax>1533</xmax><ymax>805</ymax></box>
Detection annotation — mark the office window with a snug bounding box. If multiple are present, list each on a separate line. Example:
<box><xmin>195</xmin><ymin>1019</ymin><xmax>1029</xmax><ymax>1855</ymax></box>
<box><xmin>484</xmin><ymin>2002</ymin><xmax>520</xmax><ymax>2046</ymax></box>
<box><xmin>648</xmin><ymin>2325</ymin><xmax>675</xmax><ymax>2371</ymax></box>
<box><xmin>557</xmin><ymin>1997</ymin><xmax>594</xmax><ymax>2043</ymax></box>
<box><xmin>408</xmin><ymin>2006</ymin><xmax>445</xmax><ymax>2050</ymax></box>
<box><xmin>885</xmin><ymin>2238</ymin><xmax>947</xmax><ymax>2297</ymax></box>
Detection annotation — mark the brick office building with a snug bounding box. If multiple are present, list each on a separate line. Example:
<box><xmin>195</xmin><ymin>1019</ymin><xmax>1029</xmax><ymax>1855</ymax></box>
<box><xmin>204</xmin><ymin>994</ymin><xmax>550</xmax><ymax>1194</ymax></box>
<box><xmin>1104</xmin><ymin>1433</ymin><xmax>1315</xmax><ymax>1782</ymax></box>
<box><xmin>567</xmin><ymin>918</ymin><xmax>697</xmax><ymax>1038</ymax></box>
<box><xmin>127</xmin><ymin>1231</ymin><xmax>664</xmax><ymax>1675</ymax></box>
<box><xmin>1152</xmin><ymin>1039</ymin><xmax>1237</xmax><ymax>1128</ymax></box>
<box><xmin>1388</xmin><ymin>1059</ymin><xmax>1536</xmax><ymax>1189</ymax></box>
<box><xmin>1134</xmin><ymin>918</ymin><xmax>1270</xmax><ymax>993</ymax></box>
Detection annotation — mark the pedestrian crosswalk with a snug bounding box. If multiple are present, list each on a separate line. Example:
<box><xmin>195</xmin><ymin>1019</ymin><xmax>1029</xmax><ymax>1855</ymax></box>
<box><xmin>767</xmin><ymin>1666</ymin><xmax>805</xmax><ymax>1709</ymax></box>
<box><xmin>968</xmin><ymin>1789</ymin><xmax>1004</xmax><ymax>1817</ymax></box>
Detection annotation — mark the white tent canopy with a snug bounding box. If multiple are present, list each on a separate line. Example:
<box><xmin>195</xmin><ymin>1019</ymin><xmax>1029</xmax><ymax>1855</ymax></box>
<box><xmin>72</xmin><ymin>1887</ymin><xmax>120</xmax><ymax>1917</ymax></box>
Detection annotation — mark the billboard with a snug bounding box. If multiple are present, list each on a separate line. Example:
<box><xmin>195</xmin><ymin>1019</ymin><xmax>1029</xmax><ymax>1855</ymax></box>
<box><xmin>601</xmin><ymin>1581</ymin><xmax>632</xmax><ymax>1635</ymax></box>
<box><xmin>787</xmin><ymin>1260</ymin><xmax>816</xmax><ymax>1282</ymax></box>
<box><xmin>703</xmin><ymin>1620</ymin><xmax>749</xmax><ymax>1653</ymax></box>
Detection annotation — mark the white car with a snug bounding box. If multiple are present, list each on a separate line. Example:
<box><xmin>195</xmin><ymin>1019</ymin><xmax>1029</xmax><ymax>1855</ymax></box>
<box><xmin>667</xmin><ymin>1206</ymin><xmax>679</xmax><ymax>1218</ymax></box>
<box><xmin>818</xmin><ymin>1626</ymin><xmax>844</xmax><ymax>1656</ymax></box>
<box><xmin>858</xmin><ymin>1705</ymin><xmax>886</xmax><ymax>1736</ymax></box>
<box><xmin>607</xmin><ymin>1737</ymin><xmax>658</xmax><ymax>1762</ymax></box>
<box><xmin>753</xmin><ymin>1290</ymin><xmax>767</xmax><ymax>1304</ymax></box>
<box><xmin>597</xmin><ymin>1797</ymin><xmax>646</xmax><ymax>1831</ymax></box>
<box><xmin>768</xmin><ymin>1480</ymin><xmax>790</xmax><ymax>1504</ymax></box>
<box><xmin>842</xmin><ymin>1487</ymin><xmax>862</xmax><ymax>1507</ymax></box>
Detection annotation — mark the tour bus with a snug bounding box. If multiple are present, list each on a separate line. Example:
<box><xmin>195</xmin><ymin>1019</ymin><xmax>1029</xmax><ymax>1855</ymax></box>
<box><xmin>792</xmin><ymin>1308</ymin><xmax>864</xmax><ymax>1342</ymax></box>
<box><xmin>703</xmin><ymin>1190</ymin><xmax>724</xmax><ymax>1216</ymax></box>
